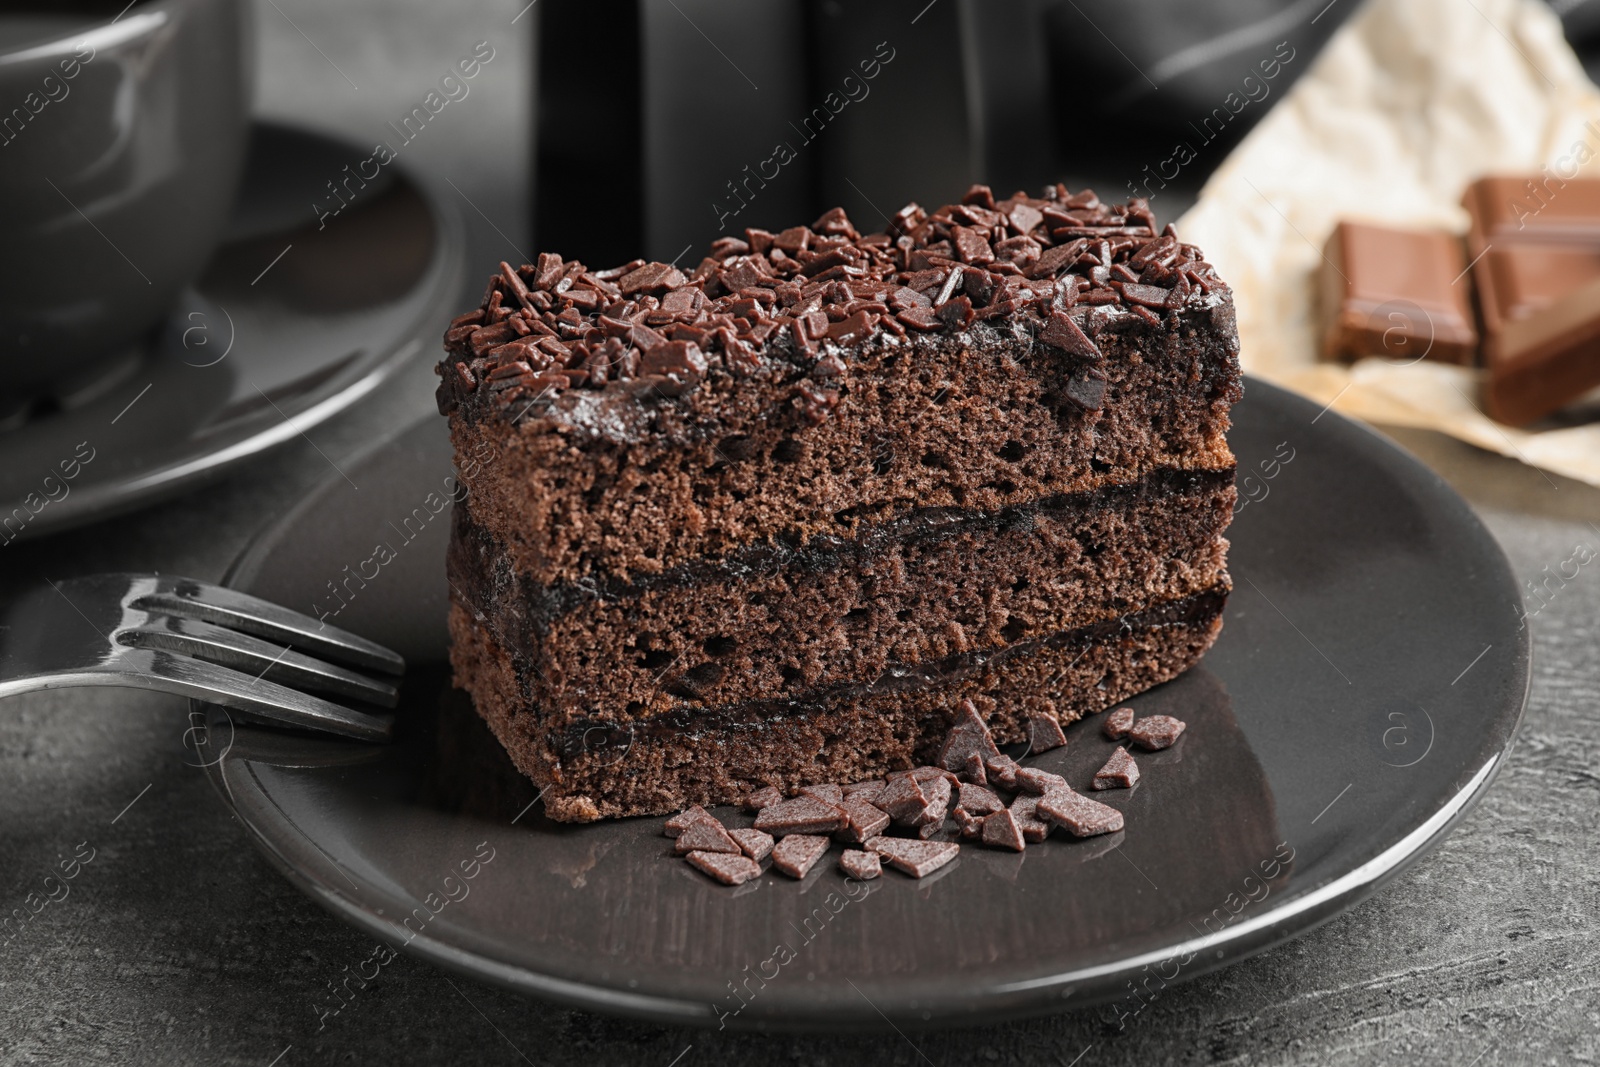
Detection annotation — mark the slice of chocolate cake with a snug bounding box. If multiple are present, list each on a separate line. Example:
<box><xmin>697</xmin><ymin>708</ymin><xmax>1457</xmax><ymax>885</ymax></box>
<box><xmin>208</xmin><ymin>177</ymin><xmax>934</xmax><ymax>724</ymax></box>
<box><xmin>437</xmin><ymin>185</ymin><xmax>1240</xmax><ymax>822</ymax></box>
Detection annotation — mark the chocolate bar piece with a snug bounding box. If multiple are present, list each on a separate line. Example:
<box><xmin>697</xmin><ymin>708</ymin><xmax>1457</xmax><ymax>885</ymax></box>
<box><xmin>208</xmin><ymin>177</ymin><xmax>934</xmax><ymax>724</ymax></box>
<box><xmin>1318</xmin><ymin>221</ymin><xmax>1477</xmax><ymax>366</ymax></box>
<box><xmin>1472</xmin><ymin>244</ymin><xmax>1600</xmax><ymax>338</ymax></box>
<box><xmin>1483</xmin><ymin>273</ymin><xmax>1600</xmax><ymax>425</ymax></box>
<box><xmin>1463</xmin><ymin>175</ymin><xmax>1600</xmax><ymax>246</ymax></box>
<box><xmin>1464</xmin><ymin>176</ymin><xmax>1600</xmax><ymax>424</ymax></box>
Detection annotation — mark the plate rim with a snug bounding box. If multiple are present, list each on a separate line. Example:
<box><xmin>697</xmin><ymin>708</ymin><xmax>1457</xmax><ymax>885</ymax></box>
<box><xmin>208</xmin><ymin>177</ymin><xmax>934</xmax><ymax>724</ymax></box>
<box><xmin>198</xmin><ymin>376</ymin><xmax>1533</xmax><ymax>1031</ymax></box>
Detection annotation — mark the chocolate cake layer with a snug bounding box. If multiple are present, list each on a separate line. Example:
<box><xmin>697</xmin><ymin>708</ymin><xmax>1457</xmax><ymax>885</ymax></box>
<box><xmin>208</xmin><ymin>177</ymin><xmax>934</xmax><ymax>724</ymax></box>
<box><xmin>448</xmin><ymin>586</ymin><xmax>1227</xmax><ymax>821</ymax></box>
<box><xmin>450</xmin><ymin>314</ymin><xmax>1237</xmax><ymax>586</ymax></box>
<box><xmin>448</xmin><ymin>466</ymin><xmax>1234</xmax><ymax>718</ymax></box>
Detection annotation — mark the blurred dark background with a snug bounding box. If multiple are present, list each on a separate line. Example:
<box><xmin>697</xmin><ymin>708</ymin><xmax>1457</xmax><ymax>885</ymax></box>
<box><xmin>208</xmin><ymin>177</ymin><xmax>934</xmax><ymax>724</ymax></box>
<box><xmin>534</xmin><ymin>0</ymin><xmax>1358</xmax><ymax>266</ymax></box>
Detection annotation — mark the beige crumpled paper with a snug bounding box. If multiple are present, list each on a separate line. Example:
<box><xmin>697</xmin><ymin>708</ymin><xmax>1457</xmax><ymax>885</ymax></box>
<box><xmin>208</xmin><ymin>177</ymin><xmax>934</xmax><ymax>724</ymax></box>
<box><xmin>1178</xmin><ymin>0</ymin><xmax>1600</xmax><ymax>487</ymax></box>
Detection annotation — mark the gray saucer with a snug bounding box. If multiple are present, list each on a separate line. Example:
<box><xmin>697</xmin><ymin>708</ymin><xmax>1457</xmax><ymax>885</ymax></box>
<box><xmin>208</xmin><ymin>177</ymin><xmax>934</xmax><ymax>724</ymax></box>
<box><xmin>197</xmin><ymin>378</ymin><xmax>1529</xmax><ymax>1031</ymax></box>
<box><xmin>0</xmin><ymin>121</ymin><xmax>465</xmax><ymax>542</ymax></box>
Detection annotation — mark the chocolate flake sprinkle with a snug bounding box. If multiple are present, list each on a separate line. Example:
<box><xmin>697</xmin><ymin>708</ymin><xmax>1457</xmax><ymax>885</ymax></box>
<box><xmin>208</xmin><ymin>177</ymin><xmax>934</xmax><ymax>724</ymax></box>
<box><xmin>866</xmin><ymin>836</ymin><xmax>961</xmax><ymax>878</ymax></box>
<box><xmin>729</xmin><ymin>827</ymin><xmax>775</xmax><ymax>861</ymax></box>
<box><xmin>1038</xmin><ymin>789</ymin><xmax>1124</xmax><ymax>838</ymax></box>
<box><xmin>1027</xmin><ymin>713</ymin><xmax>1068</xmax><ymax>754</ymax></box>
<box><xmin>981</xmin><ymin>809</ymin><xmax>1028</xmax><ymax>852</ymax></box>
<box><xmin>1092</xmin><ymin>748</ymin><xmax>1140</xmax><ymax>790</ymax></box>
<box><xmin>1104</xmin><ymin>707</ymin><xmax>1136</xmax><ymax>740</ymax></box>
<box><xmin>673</xmin><ymin>816</ymin><xmax>740</xmax><ymax>855</ymax></box>
<box><xmin>1128</xmin><ymin>714</ymin><xmax>1186</xmax><ymax>751</ymax></box>
<box><xmin>753</xmin><ymin>796</ymin><xmax>846</xmax><ymax>836</ymax></box>
<box><xmin>663</xmin><ymin>804</ymin><xmax>709</xmax><ymax>837</ymax></box>
<box><xmin>746</xmin><ymin>785</ymin><xmax>784</xmax><ymax>811</ymax></box>
<box><xmin>839</xmin><ymin>849</ymin><xmax>882</xmax><ymax>881</ymax></box>
<box><xmin>771</xmin><ymin>834</ymin><xmax>832</xmax><ymax>879</ymax></box>
<box><xmin>439</xmin><ymin>191</ymin><xmax>1224</xmax><ymax>418</ymax></box>
<box><xmin>687</xmin><ymin>850</ymin><xmax>762</xmax><ymax>886</ymax></box>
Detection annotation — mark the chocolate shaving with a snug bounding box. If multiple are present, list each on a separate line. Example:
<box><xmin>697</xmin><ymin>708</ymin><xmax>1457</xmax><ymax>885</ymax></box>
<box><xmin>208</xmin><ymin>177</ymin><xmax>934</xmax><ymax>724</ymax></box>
<box><xmin>981</xmin><ymin>809</ymin><xmax>1027</xmax><ymax>852</ymax></box>
<box><xmin>747</xmin><ymin>785</ymin><xmax>784</xmax><ymax>811</ymax></box>
<box><xmin>686</xmin><ymin>850</ymin><xmax>762</xmax><ymax>885</ymax></box>
<box><xmin>836</xmin><ymin>798</ymin><xmax>891</xmax><ymax>844</ymax></box>
<box><xmin>673</xmin><ymin>817</ymin><xmax>741</xmax><ymax>855</ymax></box>
<box><xmin>1104</xmin><ymin>707</ymin><xmax>1135</xmax><ymax>740</ymax></box>
<box><xmin>1092</xmin><ymin>748</ymin><xmax>1140</xmax><ymax>790</ymax></box>
<box><xmin>771</xmin><ymin>834</ymin><xmax>831</xmax><ymax>878</ymax></box>
<box><xmin>839</xmin><ymin>849</ymin><xmax>882</xmax><ymax>880</ymax></box>
<box><xmin>1015</xmin><ymin>767</ymin><xmax>1070</xmax><ymax>795</ymax></box>
<box><xmin>664</xmin><ymin>805</ymin><xmax>710</xmax><ymax>837</ymax></box>
<box><xmin>877</xmin><ymin>775</ymin><xmax>929</xmax><ymax>825</ymax></box>
<box><xmin>1008</xmin><ymin>794</ymin><xmax>1052</xmax><ymax>843</ymax></box>
<box><xmin>1038</xmin><ymin>311</ymin><xmax>1102</xmax><ymax>362</ymax></box>
<box><xmin>843</xmin><ymin>780</ymin><xmax>886</xmax><ymax>805</ymax></box>
<box><xmin>938</xmin><ymin>699</ymin><xmax>1002</xmax><ymax>771</ymax></box>
<box><xmin>956</xmin><ymin>752</ymin><xmax>987</xmax><ymax>785</ymax></box>
<box><xmin>866</xmin><ymin>836</ymin><xmax>960</xmax><ymax>878</ymax></box>
<box><xmin>1128</xmin><ymin>714</ymin><xmax>1186</xmax><ymax>750</ymax></box>
<box><xmin>1037</xmin><ymin>789</ymin><xmax>1124</xmax><ymax>837</ymax></box>
<box><xmin>1027</xmin><ymin>713</ymin><xmax>1068</xmax><ymax>754</ymax></box>
<box><xmin>801</xmin><ymin>784</ymin><xmax>844</xmax><ymax>805</ymax></box>
<box><xmin>753</xmin><ymin>796</ymin><xmax>846</xmax><ymax>835</ymax></box>
<box><xmin>729</xmin><ymin>827</ymin><xmax>775</xmax><ymax>861</ymax></box>
<box><xmin>957</xmin><ymin>781</ymin><xmax>1004</xmax><ymax>816</ymax></box>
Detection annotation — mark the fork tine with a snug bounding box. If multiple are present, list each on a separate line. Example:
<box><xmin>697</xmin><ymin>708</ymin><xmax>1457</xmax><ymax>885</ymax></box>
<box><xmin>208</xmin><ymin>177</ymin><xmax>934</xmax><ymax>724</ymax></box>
<box><xmin>138</xmin><ymin>650</ymin><xmax>393</xmax><ymax>742</ymax></box>
<box><xmin>133</xmin><ymin>576</ymin><xmax>404</xmax><ymax>675</ymax></box>
<box><xmin>120</xmin><ymin>616</ymin><xmax>400</xmax><ymax>708</ymax></box>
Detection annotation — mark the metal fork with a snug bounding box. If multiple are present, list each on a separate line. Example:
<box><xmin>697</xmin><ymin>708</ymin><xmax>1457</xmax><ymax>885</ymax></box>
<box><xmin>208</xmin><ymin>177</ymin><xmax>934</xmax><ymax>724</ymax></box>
<box><xmin>0</xmin><ymin>574</ymin><xmax>402</xmax><ymax>742</ymax></box>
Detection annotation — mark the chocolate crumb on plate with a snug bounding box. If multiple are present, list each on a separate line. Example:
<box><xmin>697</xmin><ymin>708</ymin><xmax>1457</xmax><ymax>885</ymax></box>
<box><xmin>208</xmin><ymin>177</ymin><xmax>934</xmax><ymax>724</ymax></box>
<box><xmin>746</xmin><ymin>786</ymin><xmax>783</xmax><ymax>812</ymax></box>
<box><xmin>938</xmin><ymin>699</ymin><xmax>1003</xmax><ymax>771</ymax></box>
<box><xmin>771</xmin><ymin>834</ymin><xmax>832</xmax><ymax>878</ymax></box>
<box><xmin>1015</xmin><ymin>767</ymin><xmax>1070</xmax><ymax>795</ymax></box>
<box><xmin>839</xmin><ymin>849</ymin><xmax>882</xmax><ymax>881</ymax></box>
<box><xmin>980</xmin><ymin>809</ymin><xmax>1028</xmax><ymax>852</ymax></box>
<box><xmin>687</xmin><ymin>850</ymin><xmax>762</xmax><ymax>886</ymax></box>
<box><xmin>914</xmin><ymin>776</ymin><xmax>953</xmax><ymax>827</ymax></box>
<box><xmin>1092</xmin><ymin>748</ymin><xmax>1140</xmax><ymax>790</ymax></box>
<box><xmin>1104</xmin><ymin>707</ymin><xmax>1136</xmax><ymax>740</ymax></box>
<box><xmin>843</xmin><ymin>780</ymin><xmax>886</xmax><ymax>805</ymax></box>
<box><xmin>663</xmin><ymin>804</ymin><xmax>709</xmax><ymax>837</ymax></box>
<box><xmin>1038</xmin><ymin>789</ymin><xmax>1124</xmax><ymax>837</ymax></box>
<box><xmin>729</xmin><ymin>827</ymin><xmax>775</xmax><ymax>861</ymax></box>
<box><xmin>836</xmin><ymin>798</ymin><xmax>891</xmax><ymax>844</ymax></box>
<box><xmin>984</xmin><ymin>754</ymin><xmax>1021</xmax><ymax>791</ymax></box>
<box><xmin>801</xmin><ymin>783</ymin><xmax>844</xmax><ymax>805</ymax></box>
<box><xmin>957</xmin><ymin>781</ymin><xmax>1004</xmax><ymax>816</ymax></box>
<box><xmin>753</xmin><ymin>796</ymin><xmax>846</xmax><ymax>835</ymax></box>
<box><xmin>1128</xmin><ymin>714</ymin><xmax>1186</xmax><ymax>750</ymax></box>
<box><xmin>1027</xmin><ymin>713</ymin><xmax>1068</xmax><ymax>753</ymax></box>
<box><xmin>866</xmin><ymin>837</ymin><xmax>961</xmax><ymax>878</ymax></box>
<box><xmin>673</xmin><ymin>817</ymin><xmax>741</xmax><ymax>855</ymax></box>
<box><xmin>1008</xmin><ymin>794</ymin><xmax>1053</xmax><ymax>843</ymax></box>
<box><xmin>876</xmin><ymin>775</ymin><xmax>929</xmax><ymax>824</ymax></box>
<box><xmin>956</xmin><ymin>752</ymin><xmax>987</xmax><ymax>785</ymax></box>
<box><xmin>953</xmin><ymin>808</ymin><xmax>985</xmax><ymax>838</ymax></box>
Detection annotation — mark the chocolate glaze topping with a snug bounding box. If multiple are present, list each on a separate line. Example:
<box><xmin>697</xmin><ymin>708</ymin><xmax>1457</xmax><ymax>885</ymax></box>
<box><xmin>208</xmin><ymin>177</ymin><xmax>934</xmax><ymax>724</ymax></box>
<box><xmin>435</xmin><ymin>184</ymin><xmax>1228</xmax><ymax>420</ymax></box>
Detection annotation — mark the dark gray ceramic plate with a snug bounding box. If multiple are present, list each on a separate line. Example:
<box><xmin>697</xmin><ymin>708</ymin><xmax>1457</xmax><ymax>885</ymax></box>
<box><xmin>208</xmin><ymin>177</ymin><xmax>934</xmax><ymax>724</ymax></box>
<box><xmin>0</xmin><ymin>122</ymin><xmax>465</xmax><ymax>540</ymax></box>
<box><xmin>197</xmin><ymin>378</ymin><xmax>1529</xmax><ymax>1031</ymax></box>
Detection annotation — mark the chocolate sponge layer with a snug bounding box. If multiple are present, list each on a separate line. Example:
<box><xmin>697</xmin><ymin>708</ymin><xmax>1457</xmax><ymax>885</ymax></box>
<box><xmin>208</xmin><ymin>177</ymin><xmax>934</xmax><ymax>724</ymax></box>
<box><xmin>449</xmin><ymin>466</ymin><xmax>1235</xmax><ymax>721</ymax></box>
<box><xmin>447</xmin><ymin>585</ymin><xmax>1227</xmax><ymax>821</ymax></box>
<box><xmin>452</xmin><ymin>314</ymin><xmax>1238</xmax><ymax>588</ymax></box>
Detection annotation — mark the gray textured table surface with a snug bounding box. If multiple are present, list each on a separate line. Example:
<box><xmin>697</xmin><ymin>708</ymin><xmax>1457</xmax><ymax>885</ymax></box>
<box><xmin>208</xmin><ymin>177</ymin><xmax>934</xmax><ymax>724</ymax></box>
<box><xmin>2</xmin><ymin>3</ymin><xmax>1598</xmax><ymax>1064</ymax></box>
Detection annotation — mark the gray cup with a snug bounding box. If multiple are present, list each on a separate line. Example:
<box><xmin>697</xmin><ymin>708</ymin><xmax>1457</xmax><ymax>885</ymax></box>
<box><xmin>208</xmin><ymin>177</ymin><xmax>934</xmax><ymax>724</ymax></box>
<box><xmin>0</xmin><ymin>0</ymin><xmax>248</xmax><ymax>400</ymax></box>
